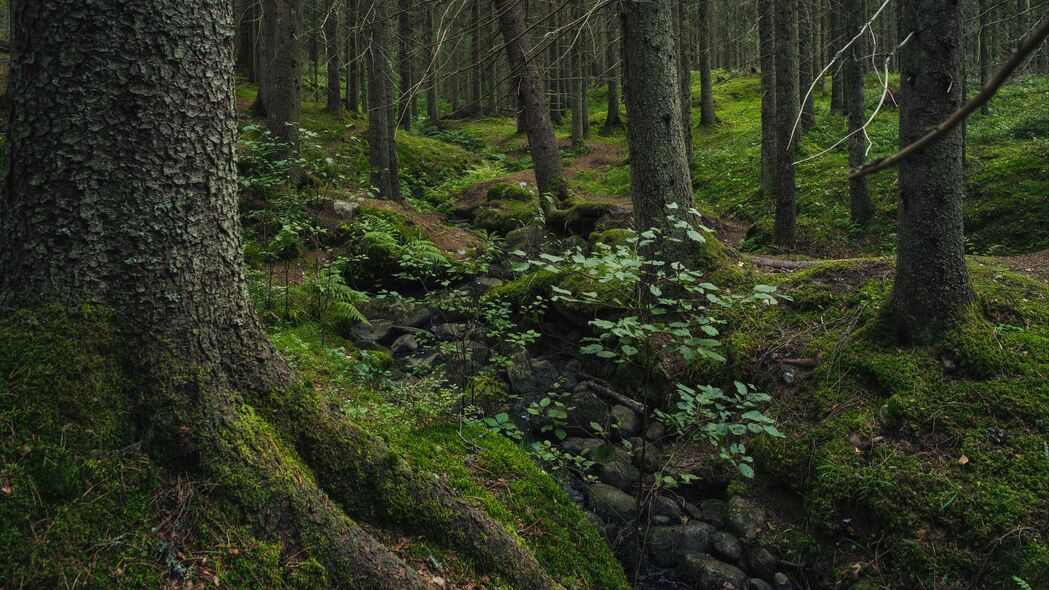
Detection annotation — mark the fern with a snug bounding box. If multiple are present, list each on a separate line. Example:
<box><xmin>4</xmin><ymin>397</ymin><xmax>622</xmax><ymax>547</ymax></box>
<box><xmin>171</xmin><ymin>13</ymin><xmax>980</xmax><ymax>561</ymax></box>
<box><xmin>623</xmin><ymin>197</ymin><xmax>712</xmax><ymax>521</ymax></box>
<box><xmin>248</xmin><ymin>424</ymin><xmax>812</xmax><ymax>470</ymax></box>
<box><xmin>1013</xmin><ymin>577</ymin><xmax>1033</xmax><ymax>590</ymax></box>
<box><xmin>301</xmin><ymin>267</ymin><xmax>369</xmax><ymax>324</ymax></box>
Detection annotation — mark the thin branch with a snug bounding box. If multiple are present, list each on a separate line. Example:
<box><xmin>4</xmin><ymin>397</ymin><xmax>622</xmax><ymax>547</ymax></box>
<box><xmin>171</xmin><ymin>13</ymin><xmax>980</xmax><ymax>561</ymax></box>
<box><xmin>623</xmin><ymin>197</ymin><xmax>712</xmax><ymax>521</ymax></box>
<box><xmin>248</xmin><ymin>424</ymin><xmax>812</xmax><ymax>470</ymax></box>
<box><xmin>850</xmin><ymin>16</ymin><xmax>1049</xmax><ymax>179</ymax></box>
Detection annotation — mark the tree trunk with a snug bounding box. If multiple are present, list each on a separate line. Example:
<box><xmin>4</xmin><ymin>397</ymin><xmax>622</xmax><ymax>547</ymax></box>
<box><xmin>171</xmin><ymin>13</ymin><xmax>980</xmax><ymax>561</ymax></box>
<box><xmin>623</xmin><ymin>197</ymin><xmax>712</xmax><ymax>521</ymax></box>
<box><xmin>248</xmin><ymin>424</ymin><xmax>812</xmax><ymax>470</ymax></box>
<box><xmin>604</xmin><ymin>5</ymin><xmax>622</xmax><ymax>128</ymax></box>
<box><xmin>571</xmin><ymin>0</ymin><xmax>586</xmax><ymax>147</ymax></box>
<box><xmin>324</xmin><ymin>0</ymin><xmax>341</xmax><ymax>111</ymax></box>
<box><xmin>759</xmin><ymin>0</ymin><xmax>777</xmax><ymax>195</ymax></box>
<box><xmin>698</xmin><ymin>0</ymin><xmax>717</xmax><ymax>125</ymax></box>
<box><xmin>773</xmin><ymin>0</ymin><xmax>798</xmax><ymax>247</ymax></box>
<box><xmin>424</xmin><ymin>1</ymin><xmax>440</xmax><ymax>123</ymax></box>
<box><xmin>346</xmin><ymin>0</ymin><xmax>360</xmax><ymax>112</ymax></box>
<box><xmin>979</xmin><ymin>0</ymin><xmax>992</xmax><ymax>114</ymax></box>
<box><xmin>676</xmin><ymin>0</ymin><xmax>694</xmax><ymax>164</ymax></box>
<box><xmin>798</xmin><ymin>0</ymin><xmax>815</xmax><ymax>129</ymax></box>
<box><xmin>493</xmin><ymin>0</ymin><xmax>569</xmax><ymax>203</ymax></box>
<box><xmin>884</xmin><ymin>0</ymin><xmax>973</xmax><ymax>344</ymax></box>
<box><xmin>367</xmin><ymin>0</ymin><xmax>401</xmax><ymax>199</ymax></box>
<box><xmin>621</xmin><ymin>0</ymin><xmax>704</xmax><ymax>265</ymax></box>
<box><xmin>470</xmin><ymin>0</ymin><xmax>483</xmax><ymax>115</ymax></box>
<box><xmin>260</xmin><ymin>0</ymin><xmax>303</xmax><ymax>178</ymax></box>
<box><xmin>844</xmin><ymin>0</ymin><xmax>872</xmax><ymax>225</ymax></box>
<box><xmin>830</xmin><ymin>0</ymin><xmax>844</xmax><ymax>113</ymax></box>
<box><xmin>398</xmin><ymin>0</ymin><xmax>414</xmax><ymax>130</ymax></box>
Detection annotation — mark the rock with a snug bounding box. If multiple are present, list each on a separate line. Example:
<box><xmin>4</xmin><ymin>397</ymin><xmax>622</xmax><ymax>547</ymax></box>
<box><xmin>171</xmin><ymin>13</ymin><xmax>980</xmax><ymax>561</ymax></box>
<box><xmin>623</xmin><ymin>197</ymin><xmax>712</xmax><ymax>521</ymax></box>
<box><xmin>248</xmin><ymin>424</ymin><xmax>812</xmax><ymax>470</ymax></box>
<box><xmin>505</xmin><ymin>224</ymin><xmax>556</xmax><ymax>253</ymax></box>
<box><xmin>650</xmin><ymin>495</ymin><xmax>684</xmax><ymax>520</ymax></box>
<box><xmin>332</xmin><ymin>199</ymin><xmax>360</xmax><ymax>219</ymax></box>
<box><xmin>560</xmin><ymin>359</ymin><xmax>583</xmax><ymax>390</ymax></box>
<box><xmin>781</xmin><ymin>365</ymin><xmax>797</xmax><ymax>385</ymax></box>
<box><xmin>696</xmin><ymin>497</ymin><xmax>730</xmax><ymax>524</ymax></box>
<box><xmin>506</xmin><ymin>351</ymin><xmax>559</xmax><ymax>396</ymax></box>
<box><xmin>645</xmin><ymin>523</ymin><xmax>714</xmax><ymax>568</ymax></box>
<box><xmin>390</xmin><ymin>334</ymin><xmax>419</xmax><ymax>355</ymax></box>
<box><xmin>773</xmin><ymin>572</ymin><xmax>792</xmax><ymax>590</ymax></box>
<box><xmin>444</xmin><ymin>341</ymin><xmax>491</xmax><ymax>376</ymax></box>
<box><xmin>746</xmin><ymin>579</ymin><xmax>774</xmax><ymax>590</ymax></box>
<box><xmin>351</xmin><ymin>319</ymin><xmax>395</xmax><ymax>344</ymax></box>
<box><xmin>583</xmin><ymin>511</ymin><xmax>607</xmax><ymax>538</ymax></box>
<box><xmin>564</xmin><ymin>389</ymin><xmax>610</xmax><ymax>434</ymax></box>
<box><xmin>725</xmin><ymin>496</ymin><xmax>766</xmax><ymax>540</ymax></box>
<box><xmin>644</xmin><ymin>419</ymin><xmax>668</xmax><ymax>442</ymax></box>
<box><xmin>405</xmin><ymin>352</ymin><xmax>442</xmax><ymax>372</ymax></box>
<box><xmin>741</xmin><ymin>546</ymin><xmax>778</xmax><ymax>583</ymax></box>
<box><xmin>561</xmin><ymin>437</ymin><xmax>605</xmax><ymax>458</ymax></box>
<box><xmin>711</xmin><ymin>530</ymin><xmax>743</xmax><ymax>562</ymax></box>
<box><xmin>609</xmin><ymin>405</ymin><xmax>641</xmax><ymax>439</ymax></box>
<box><xmin>629</xmin><ymin>437</ymin><xmax>663</xmax><ymax>473</ymax></box>
<box><xmin>651</xmin><ymin>515</ymin><xmax>673</xmax><ymax>526</ymax></box>
<box><xmin>596</xmin><ymin>458</ymin><xmax>641</xmax><ymax>491</ymax></box>
<box><xmin>394</xmin><ymin>304</ymin><xmax>432</xmax><ymax>328</ymax></box>
<box><xmin>587</xmin><ymin>483</ymin><xmax>637</xmax><ymax>525</ymax></box>
<box><xmin>433</xmin><ymin>323</ymin><xmax>470</xmax><ymax>341</ymax></box>
<box><xmin>677</xmin><ymin>553</ymin><xmax>747</xmax><ymax>590</ymax></box>
<box><xmin>468</xmin><ymin>276</ymin><xmax>504</xmax><ymax>296</ymax></box>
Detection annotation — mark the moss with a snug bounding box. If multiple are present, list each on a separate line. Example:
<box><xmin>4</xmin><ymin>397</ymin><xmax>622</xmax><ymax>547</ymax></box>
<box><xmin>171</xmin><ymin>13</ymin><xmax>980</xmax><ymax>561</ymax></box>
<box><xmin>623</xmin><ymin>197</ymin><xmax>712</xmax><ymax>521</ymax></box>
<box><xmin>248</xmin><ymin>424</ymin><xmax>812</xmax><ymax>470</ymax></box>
<box><xmin>719</xmin><ymin>262</ymin><xmax>1049</xmax><ymax>589</ymax></box>
<box><xmin>546</xmin><ymin>197</ymin><xmax>617</xmax><ymax>237</ymax></box>
<box><xmin>469</xmin><ymin>183</ymin><xmax>540</xmax><ymax>235</ymax></box>
<box><xmin>389</xmin><ymin>424</ymin><xmax>631</xmax><ymax>590</ymax></box>
<box><xmin>589</xmin><ymin>228</ymin><xmax>636</xmax><ymax>250</ymax></box>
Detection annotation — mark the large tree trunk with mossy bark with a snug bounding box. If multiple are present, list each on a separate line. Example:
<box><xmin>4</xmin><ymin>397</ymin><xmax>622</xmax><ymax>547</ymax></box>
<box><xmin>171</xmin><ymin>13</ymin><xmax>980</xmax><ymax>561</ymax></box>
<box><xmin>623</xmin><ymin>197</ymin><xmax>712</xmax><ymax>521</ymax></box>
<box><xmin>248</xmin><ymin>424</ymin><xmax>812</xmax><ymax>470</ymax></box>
<box><xmin>367</xmin><ymin>0</ymin><xmax>402</xmax><ymax>200</ymax></box>
<box><xmin>493</xmin><ymin>0</ymin><xmax>569</xmax><ymax>205</ymax></box>
<box><xmin>883</xmin><ymin>0</ymin><xmax>973</xmax><ymax>344</ymax></box>
<box><xmin>0</xmin><ymin>2</ymin><xmax>562</xmax><ymax>587</ymax></box>
<box><xmin>620</xmin><ymin>0</ymin><xmax>708</xmax><ymax>265</ymax></box>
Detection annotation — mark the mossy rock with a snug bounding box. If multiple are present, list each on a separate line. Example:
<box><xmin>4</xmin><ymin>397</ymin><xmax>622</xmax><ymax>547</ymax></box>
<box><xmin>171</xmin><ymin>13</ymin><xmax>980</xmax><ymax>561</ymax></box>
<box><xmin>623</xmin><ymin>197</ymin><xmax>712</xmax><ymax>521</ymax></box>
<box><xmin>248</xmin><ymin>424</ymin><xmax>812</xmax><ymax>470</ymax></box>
<box><xmin>546</xmin><ymin>197</ymin><xmax>618</xmax><ymax>237</ymax></box>
<box><xmin>469</xmin><ymin>183</ymin><xmax>540</xmax><ymax>235</ymax></box>
<box><xmin>589</xmin><ymin>228</ymin><xmax>636</xmax><ymax>251</ymax></box>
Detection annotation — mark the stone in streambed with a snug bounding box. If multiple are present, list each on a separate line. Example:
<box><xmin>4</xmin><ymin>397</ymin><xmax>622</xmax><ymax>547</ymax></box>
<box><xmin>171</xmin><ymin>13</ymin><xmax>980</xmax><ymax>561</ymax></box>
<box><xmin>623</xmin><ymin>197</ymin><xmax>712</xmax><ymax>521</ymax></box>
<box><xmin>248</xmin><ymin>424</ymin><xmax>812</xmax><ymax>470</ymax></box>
<box><xmin>677</xmin><ymin>553</ymin><xmax>747</xmax><ymax>590</ymax></box>
<box><xmin>645</xmin><ymin>522</ymin><xmax>714</xmax><ymax>568</ymax></box>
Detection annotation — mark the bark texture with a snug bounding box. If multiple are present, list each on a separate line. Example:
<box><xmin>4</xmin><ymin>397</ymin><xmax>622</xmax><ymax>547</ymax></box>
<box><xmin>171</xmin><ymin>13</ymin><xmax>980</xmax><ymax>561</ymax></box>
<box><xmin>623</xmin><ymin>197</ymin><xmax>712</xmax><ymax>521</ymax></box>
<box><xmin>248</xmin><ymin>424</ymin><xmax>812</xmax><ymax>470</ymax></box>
<box><xmin>758</xmin><ymin>0</ymin><xmax>777</xmax><ymax>195</ymax></box>
<box><xmin>884</xmin><ymin>0</ymin><xmax>972</xmax><ymax>344</ymax></box>
<box><xmin>773</xmin><ymin>0</ymin><xmax>799</xmax><ymax>247</ymax></box>
<box><xmin>698</xmin><ymin>0</ymin><xmax>717</xmax><ymax>125</ymax></box>
<box><xmin>621</xmin><ymin>0</ymin><xmax>702</xmax><ymax>264</ymax></box>
<box><xmin>604</xmin><ymin>6</ymin><xmax>622</xmax><ymax>128</ymax></box>
<box><xmin>493</xmin><ymin>0</ymin><xmax>568</xmax><ymax>203</ymax></box>
<box><xmin>324</xmin><ymin>0</ymin><xmax>341</xmax><ymax>111</ymax></box>
<box><xmin>844</xmin><ymin>0</ymin><xmax>872</xmax><ymax>225</ymax></box>
<box><xmin>2</xmin><ymin>0</ymin><xmax>288</xmax><ymax>393</ymax></box>
<box><xmin>367</xmin><ymin>0</ymin><xmax>401</xmax><ymax>200</ymax></box>
<box><xmin>260</xmin><ymin>0</ymin><xmax>304</xmax><ymax>171</ymax></box>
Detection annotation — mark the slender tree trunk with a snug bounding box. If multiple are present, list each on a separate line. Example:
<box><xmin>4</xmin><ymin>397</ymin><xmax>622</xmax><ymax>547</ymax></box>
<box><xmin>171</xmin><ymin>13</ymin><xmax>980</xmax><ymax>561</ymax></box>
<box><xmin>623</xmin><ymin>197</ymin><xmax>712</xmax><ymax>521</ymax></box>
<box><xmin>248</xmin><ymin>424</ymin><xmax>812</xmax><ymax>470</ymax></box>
<box><xmin>773</xmin><ymin>0</ymin><xmax>798</xmax><ymax>247</ymax></box>
<box><xmin>799</xmin><ymin>0</ymin><xmax>815</xmax><ymax>129</ymax></box>
<box><xmin>424</xmin><ymin>2</ymin><xmax>440</xmax><ymax>122</ymax></box>
<box><xmin>604</xmin><ymin>6</ymin><xmax>622</xmax><ymax>128</ymax></box>
<box><xmin>324</xmin><ymin>0</ymin><xmax>341</xmax><ymax>111</ymax></box>
<box><xmin>470</xmin><ymin>0</ymin><xmax>483</xmax><ymax>115</ymax></box>
<box><xmin>260</xmin><ymin>0</ymin><xmax>304</xmax><ymax>178</ymax></box>
<box><xmin>368</xmin><ymin>0</ymin><xmax>401</xmax><ymax>200</ymax></box>
<box><xmin>830</xmin><ymin>0</ymin><xmax>844</xmax><ymax>112</ymax></box>
<box><xmin>346</xmin><ymin>0</ymin><xmax>360</xmax><ymax>112</ymax></box>
<box><xmin>698</xmin><ymin>0</ymin><xmax>717</xmax><ymax>125</ymax></box>
<box><xmin>844</xmin><ymin>0</ymin><xmax>872</xmax><ymax>225</ymax></box>
<box><xmin>398</xmin><ymin>0</ymin><xmax>413</xmax><ymax>130</ymax></box>
<box><xmin>759</xmin><ymin>0</ymin><xmax>777</xmax><ymax>195</ymax></box>
<box><xmin>493</xmin><ymin>0</ymin><xmax>568</xmax><ymax>204</ymax></box>
<box><xmin>621</xmin><ymin>0</ymin><xmax>704</xmax><ymax>266</ymax></box>
<box><xmin>571</xmin><ymin>0</ymin><xmax>586</xmax><ymax>147</ymax></box>
<box><xmin>979</xmin><ymin>0</ymin><xmax>992</xmax><ymax>114</ymax></box>
<box><xmin>884</xmin><ymin>0</ymin><xmax>973</xmax><ymax>344</ymax></box>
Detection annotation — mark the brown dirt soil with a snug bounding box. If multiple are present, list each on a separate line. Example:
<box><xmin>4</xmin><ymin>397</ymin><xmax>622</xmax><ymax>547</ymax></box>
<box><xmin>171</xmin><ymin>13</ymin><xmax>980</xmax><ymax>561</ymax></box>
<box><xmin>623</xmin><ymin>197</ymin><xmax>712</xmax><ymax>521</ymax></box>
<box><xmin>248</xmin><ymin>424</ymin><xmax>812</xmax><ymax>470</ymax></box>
<box><xmin>983</xmin><ymin>250</ymin><xmax>1049</xmax><ymax>283</ymax></box>
<box><xmin>360</xmin><ymin>198</ymin><xmax>483</xmax><ymax>257</ymax></box>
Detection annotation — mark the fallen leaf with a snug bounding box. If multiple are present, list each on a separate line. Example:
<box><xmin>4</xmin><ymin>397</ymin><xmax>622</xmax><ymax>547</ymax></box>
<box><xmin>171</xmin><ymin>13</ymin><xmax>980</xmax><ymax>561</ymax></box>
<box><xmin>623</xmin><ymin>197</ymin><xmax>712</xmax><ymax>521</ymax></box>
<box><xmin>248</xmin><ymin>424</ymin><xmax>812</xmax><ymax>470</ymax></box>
<box><xmin>958</xmin><ymin>454</ymin><xmax>969</xmax><ymax>465</ymax></box>
<box><xmin>1</xmin><ymin>480</ymin><xmax>11</xmax><ymax>494</ymax></box>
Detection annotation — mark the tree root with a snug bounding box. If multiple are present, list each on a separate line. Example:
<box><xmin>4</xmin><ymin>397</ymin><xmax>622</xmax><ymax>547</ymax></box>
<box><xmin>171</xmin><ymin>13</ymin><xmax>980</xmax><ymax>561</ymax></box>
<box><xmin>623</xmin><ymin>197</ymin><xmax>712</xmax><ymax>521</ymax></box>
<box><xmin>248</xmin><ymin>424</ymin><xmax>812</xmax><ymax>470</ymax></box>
<box><xmin>251</xmin><ymin>386</ymin><xmax>557</xmax><ymax>590</ymax></box>
<box><xmin>196</xmin><ymin>392</ymin><xmax>432</xmax><ymax>589</ymax></box>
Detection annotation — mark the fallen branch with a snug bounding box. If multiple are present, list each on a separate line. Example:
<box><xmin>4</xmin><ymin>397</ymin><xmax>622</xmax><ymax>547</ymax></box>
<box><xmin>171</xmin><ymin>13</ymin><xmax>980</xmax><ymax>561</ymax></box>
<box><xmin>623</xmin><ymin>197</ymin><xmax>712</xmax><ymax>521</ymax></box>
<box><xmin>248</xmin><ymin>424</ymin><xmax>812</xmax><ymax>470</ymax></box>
<box><xmin>582</xmin><ymin>379</ymin><xmax>647</xmax><ymax>415</ymax></box>
<box><xmin>850</xmin><ymin>17</ymin><xmax>1049</xmax><ymax>179</ymax></box>
<box><xmin>747</xmin><ymin>256</ymin><xmax>822</xmax><ymax>270</ymax></box>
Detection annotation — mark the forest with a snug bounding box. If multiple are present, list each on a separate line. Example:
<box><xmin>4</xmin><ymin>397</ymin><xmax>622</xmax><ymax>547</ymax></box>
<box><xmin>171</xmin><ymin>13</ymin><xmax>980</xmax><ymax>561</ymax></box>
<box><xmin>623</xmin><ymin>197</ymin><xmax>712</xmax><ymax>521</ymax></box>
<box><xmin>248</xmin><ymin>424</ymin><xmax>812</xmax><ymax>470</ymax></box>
<box><xmin>1</xmin><ymin>0</ymin><xmax>1048</xmax><ymax>589</ymax></box>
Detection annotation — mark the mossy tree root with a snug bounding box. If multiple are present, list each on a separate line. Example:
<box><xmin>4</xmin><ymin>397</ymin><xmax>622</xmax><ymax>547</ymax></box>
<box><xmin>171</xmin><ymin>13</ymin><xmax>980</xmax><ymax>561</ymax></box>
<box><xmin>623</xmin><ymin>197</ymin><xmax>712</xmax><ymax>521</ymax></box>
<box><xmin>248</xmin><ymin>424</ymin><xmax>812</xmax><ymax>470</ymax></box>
<box><xmin>252</xmin><ymin>386</ymin><xmax>557</xmax><ymax>590</ymax></box>
<box><xmin>196</xmin><ymin>392</ymin><xmax>431</xmax><ymax>589</ymax></box>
